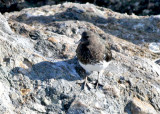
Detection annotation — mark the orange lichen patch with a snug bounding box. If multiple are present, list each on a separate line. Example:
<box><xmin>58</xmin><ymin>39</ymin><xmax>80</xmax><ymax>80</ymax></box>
<box><xmin>19</xmin><ymin>61</ymin><xmax>28</xmax><ymax>69</ymax></box>
<box><xmin>19</xmin><ymin>59</ymin><xmax>32</xmax><ymax>70</ymax></box>
<box><xmin>20</xmin><ymin>88</ymin><xmax>30</xmax><ymax>96</ymax></box>
<box><xmin>47</xmin><ymin>37</ymin><xmax>58</xmax><ymax>43</ymax></box>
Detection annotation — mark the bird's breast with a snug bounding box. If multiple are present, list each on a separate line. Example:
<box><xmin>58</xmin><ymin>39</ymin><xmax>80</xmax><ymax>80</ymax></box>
<box><xmin>79</xmin><ymin>61</ymin><xmax>111</xmax><ymax>73</ymax></box>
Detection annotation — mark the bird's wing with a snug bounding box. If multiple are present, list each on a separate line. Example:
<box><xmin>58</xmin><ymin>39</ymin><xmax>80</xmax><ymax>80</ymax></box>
<box><xmin>76</xmin><ymin>42</ymin><xmax>92</xmax><ymax>64</ymax></box>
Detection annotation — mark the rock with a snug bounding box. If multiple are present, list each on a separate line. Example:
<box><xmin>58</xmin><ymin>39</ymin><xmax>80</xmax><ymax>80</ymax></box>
<box><xmin>131</xmin><ymin>97</ymin><xmax>157</xmax><ymax>114</ymax></box>
<box><xmin>103</xmin><ymin>84</ymin><xmax>120</xmax><ymax>98</ymax></box>
<box><xmin>0</xmin><ymin>13</ymin><xmax>13</xmax><ymax>34</ymax></box>
<box><xmin>0</xmin><ymin>2</ymin><xmax>160</xmax><ymax>114</ymax></box>
<box><xmin>47</xmin><ymin>37</ymin><xmax>58</xmax><ymax>43</ymax></box>
<box><xmin>41</xmin><ymin>97</ymin><xmax>51</xmax><ymax>106</ymax></box>
<box><xmin>8</xmin><ymin>1</ymin><xmax>160</xmax><ymax>16</ymax></box>
<box><xmin>1</xmin><ymin>0</ymin><xmax>160</xmax><ymax>16</ymax></box>
<box><xmin>67</xmin><ymin>100</ymin><xmax>89</xmax><ymax>114</ymax></box>
<box><xmin>0</xmin><ymin>81</ymin><xmax>15</xmax><ymax>113</ymax></box>
<box><xmin>32</xmin><ymin>103</ymin><xmax>46</xmax><ymax>113</ymax></box>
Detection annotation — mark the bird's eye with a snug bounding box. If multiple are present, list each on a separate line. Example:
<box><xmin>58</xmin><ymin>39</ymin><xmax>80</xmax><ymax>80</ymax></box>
<box><xmin>85</xmin><ymin>36</ymin><xmax>89</xmax><ymax>39</ymax></box>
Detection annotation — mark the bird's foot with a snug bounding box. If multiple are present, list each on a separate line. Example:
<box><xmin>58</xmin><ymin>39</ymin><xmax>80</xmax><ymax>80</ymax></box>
<box><xmin>93</xmin><ymin>80</ymin><xmax>103</xmax><ymax>90</ymax></box>
<box><xmin>76</xmin><ymin>80</ymin><xmax>93</xmax><ymax>90</ymax></box>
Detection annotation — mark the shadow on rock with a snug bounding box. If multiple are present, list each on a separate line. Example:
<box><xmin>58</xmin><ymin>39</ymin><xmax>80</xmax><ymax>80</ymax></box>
<box><xmin>13</xmin><ymin>6</ymin><xmax>160</xmax><ymax>45</ymax></box>
<box><xmin>10</xmin><ymin>57</ymin><xmax>85</xmax><ymax>81</ymax></box>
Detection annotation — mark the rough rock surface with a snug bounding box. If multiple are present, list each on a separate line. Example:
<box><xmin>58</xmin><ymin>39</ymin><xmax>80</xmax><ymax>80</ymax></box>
<box><xmin>0</xmin><ymin>2</ymin><xmax>160</xmax><ymax>114</ymax></box>
<box><xmin>1</xmin><ymin>0</ymin><xmax>160</xmax><ymax>16</ymax></box>
<box><xmin>131</xmin><ymin>97</ymin><xmax>157</xmax><ymax>114</ymax></box>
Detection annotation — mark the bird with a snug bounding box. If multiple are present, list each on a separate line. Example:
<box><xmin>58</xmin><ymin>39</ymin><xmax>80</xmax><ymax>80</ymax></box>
<box><xmin>76</xmin><ymin>31</ymin><xmax>112</xmax><ymax>89</ymax></box>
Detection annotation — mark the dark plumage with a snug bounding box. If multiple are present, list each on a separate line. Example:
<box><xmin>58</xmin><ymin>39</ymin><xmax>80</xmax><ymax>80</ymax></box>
<box><xmin>76</xmin><ymin>31</ymin><xmax>112</xmax><ymax>89</ymax></box>
<box><xmin>76</xmin><ymin>31</ymin><xmax>112</xmax><ymax>65</ymax></box>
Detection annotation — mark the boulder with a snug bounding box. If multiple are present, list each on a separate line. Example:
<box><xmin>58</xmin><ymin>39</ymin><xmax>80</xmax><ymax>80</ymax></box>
<box><xmin>0</xmin><ymin>2</ymin><xmax>160</xmax><ymax>113</ymax></box>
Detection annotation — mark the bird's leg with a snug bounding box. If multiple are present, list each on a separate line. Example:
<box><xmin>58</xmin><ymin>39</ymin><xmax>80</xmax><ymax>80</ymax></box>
<box><xmin>77</xmin><ymin>72</ymin><xmax>91</xmax><ymax>90</ymax></box>
<box><xmin>95</xmin><ymin>70</ymin><xmax>104</xmax><ymax>89</ymax></box>
<box><xmin>96</xmin><ymin>72</ymin><xmax>100</xmax><ymax>89</ymax></box>
<box><xmin>84</xmin><ymin>76</ymin><xmax>88</xmax><ymax>89</ymax></box>
<box><xmin>83</xmin><ymin>72</ymin><xmax>93</xmax><ymax>90</ymax></box>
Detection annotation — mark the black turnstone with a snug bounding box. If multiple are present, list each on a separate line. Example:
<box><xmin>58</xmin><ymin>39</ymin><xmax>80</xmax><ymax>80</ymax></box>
<box><xmin>76</xmin><ymin>31</ymin><xmax>112</xmax><ymax>89</ymax></box>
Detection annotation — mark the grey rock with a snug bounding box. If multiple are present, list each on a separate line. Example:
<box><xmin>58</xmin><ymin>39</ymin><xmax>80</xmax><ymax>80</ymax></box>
<box><xmin>131</xmin><ymin>97</ymin><xmax>157</xmax><ymax>114</ymax></box>
<box><xmin>0</xmin><ymin>2</ymin><xmax>160</xmax><ymax>114</ymax></box>
<box><xmin>0</xmin><ymin>13</ymin><xmax>13</xmax><ymax>34</ymax></box>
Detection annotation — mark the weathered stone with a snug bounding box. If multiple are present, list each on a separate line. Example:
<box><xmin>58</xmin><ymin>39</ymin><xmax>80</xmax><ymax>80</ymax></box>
<box><xmin>0</xmin><ymin>2</ymin><xmax>160</xmax><ymax>114</ymax></box>
<box><xmin>32</xmin><ymin>103</ymin><xmax>46</xmax><ymax>113</ymax></box>
<box><xmin>103</xmin><ymin>84</ymin><xmax>120</xmax><ymax>98</ymax></box>
<box><xmin>0</xmin><ymin>13</ymin><xmax>13</xmax><ymax>34</ymax></box>
<box><xmin>41</xmin><ymin>97</ymin><xmax>51</xmax><ymax>106</ymax></box>
<box><xmin>131</xmin><ymin>97</ymin><xmax>157</xmax><ymax>114</ymax></box>
<box><xmin>1</xmin><ymin>0</ymin><xmax>160</xmax><ymax>16</ymax></box>
<box><xmin>67</xmin><ymin>100</ymin><xmax>90</xmax><ymax>114</ymax></box>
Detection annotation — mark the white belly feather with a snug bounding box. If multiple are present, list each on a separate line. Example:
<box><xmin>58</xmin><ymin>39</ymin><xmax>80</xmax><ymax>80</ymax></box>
<box><xmin>79</xmin><ymin>61</ymin><xmax>111</xmax><ymax>73</ymax></box>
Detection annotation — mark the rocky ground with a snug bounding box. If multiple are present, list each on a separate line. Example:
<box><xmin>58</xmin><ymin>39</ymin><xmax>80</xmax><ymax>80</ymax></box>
<box><xmin>0</xmin><ymin>2</ymin><xmax>160</xmax><ymax>114</ymax></box>
<box><xmin>1</xmin><ymin>0</ymin><xmax>160</xmax><ymax>16</ymax></box>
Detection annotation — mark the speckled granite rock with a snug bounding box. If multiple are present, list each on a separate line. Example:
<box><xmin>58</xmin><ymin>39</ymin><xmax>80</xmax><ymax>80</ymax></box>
<box><xmin>0</xmin><ymin>2</ymin><xmax>160</xmax><ymax>114</ymax></box>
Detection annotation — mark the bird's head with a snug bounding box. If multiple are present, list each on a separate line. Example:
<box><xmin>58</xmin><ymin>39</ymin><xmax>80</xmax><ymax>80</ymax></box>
<box><xmin>76</xmin><ymin>31</ymin><xmax>94</xmax><ymax>44</ymax></box>
<box><xmin>81</xmin><ymin>31</ymin><xmax>93</xmax><ymax>41</ymax></box>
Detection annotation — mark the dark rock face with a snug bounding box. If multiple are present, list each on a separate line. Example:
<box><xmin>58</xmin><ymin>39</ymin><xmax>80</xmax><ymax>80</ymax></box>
<box><xmin>0</xmin><ymin>2</ymin><xmax>160</xmax><ymax>114</ymax></box>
